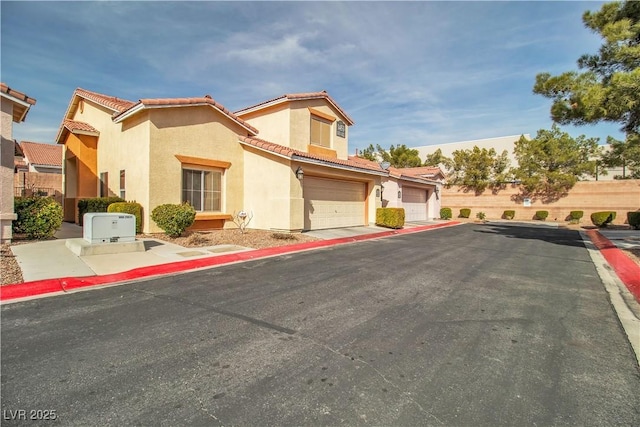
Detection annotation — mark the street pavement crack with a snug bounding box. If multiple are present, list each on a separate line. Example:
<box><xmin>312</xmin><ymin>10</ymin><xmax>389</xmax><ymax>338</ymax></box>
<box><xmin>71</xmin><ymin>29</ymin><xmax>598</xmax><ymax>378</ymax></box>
<box><xmin>298</xmin><ymin>332</ymin><xmax>444</xmax><ymax>425</ymax></box>
<box><xmin>187</xmin><ymin>346</ymin><xmax>224</xmax><ymax>426</ymax></box>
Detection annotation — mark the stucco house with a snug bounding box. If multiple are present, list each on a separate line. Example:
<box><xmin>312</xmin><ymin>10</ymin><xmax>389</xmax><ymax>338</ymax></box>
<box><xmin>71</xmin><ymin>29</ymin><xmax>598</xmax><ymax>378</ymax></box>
<box><xmin>1</xmin><ymin>83</ymin><xmax>36</xmax><ymax>243</ymax></box>
<box><xmin>18</xmin><ymin>141</ymin><xmax>63</xmax><ymax>174</ymax></box>
<box><xmin>56</xmin><ymin>88</ymin><xmax>441</xmax><ymax>233</ymax></box>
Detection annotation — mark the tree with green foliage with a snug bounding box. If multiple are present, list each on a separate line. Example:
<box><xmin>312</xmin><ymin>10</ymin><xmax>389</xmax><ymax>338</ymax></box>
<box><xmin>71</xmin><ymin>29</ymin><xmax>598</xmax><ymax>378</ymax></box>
<box><xmin>511</xmin><ymin>125</ymin><xmax>599</xmax><ymax>201</ymax></box>
<box><xmin>446</xmin><ymin>146</ymin><xmax>511</xmax><ymax>194</ymax></box>
<box><xmin>600</xmin><ymin>134</ymin><xmax>640</xmax><ymax>178</ymax></box>
<box><xmin>379</xmin><ymin>144</ymin><xmax>422</xmax><ymax>168</ymax></box>
<box><xmin>358</xmin><ymin>144</ymin><xmax>379</xmax><ymax>162</ymax></box>
<box><xmin>423</xmin><ymin>148</ymin><xmax>452</xmax><ymax>168</ymax></box>
<box><xmin>357</xmin><ymin>143</ymin><xmax>423</xmax><ymax>168</ymax></box>
<box><xmin>533</xmin><ymin>0</ymin><xmax>640</xmax><ymax>174</ymax></box>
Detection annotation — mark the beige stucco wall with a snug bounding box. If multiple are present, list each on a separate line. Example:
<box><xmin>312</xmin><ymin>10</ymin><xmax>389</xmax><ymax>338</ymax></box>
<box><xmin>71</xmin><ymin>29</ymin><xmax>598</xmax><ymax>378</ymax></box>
<box><xmin>242</xmin><ymin>147</ymin><xmax>301</xmax><ymax>231</ymax></box>
<box><xmin>240</xmin><ymin>99</ymin><xmax>350</xmax><ymax>160</ymax></box>
<box><xmin>441</xmin><ymin>180</ymin><xmax>640</xmax><ymax>222</ymax></box>
<box><xmin>71</xmin><ymin>100</ymin><xmax>151</xmax><ymax>228</ymax></box>
<box><xmin>1</xmin><ymin>98</ymin><xmax>15</xmax><ymax>242</ymax></box>
<box><xmin>146</xmin><ymin>107</ymin><xmax>248</xmax><ymax>233</ymax></box>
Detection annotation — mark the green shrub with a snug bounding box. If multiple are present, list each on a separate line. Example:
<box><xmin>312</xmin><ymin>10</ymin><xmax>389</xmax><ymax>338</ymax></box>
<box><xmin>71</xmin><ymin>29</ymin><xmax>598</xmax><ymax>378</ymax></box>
<box><xmin>627</xmin><ymin>211</ymin><xmax>640</xmax><ymax>230</ymax></box>
<box><xmin>476</xmin><ymin>212</ymin><xmax>486</xmax><ymax>221</ymax></box>
<box><xmin>569</xmin><ymin>210</ymin><xmax>584</xmax><ymax>223</ymax></box>
<box><xmin>13</xmin><ymin>197</ymin><xmax>63</xmax><ymax>239</ymax></box>
<box><xmin>78</xmin><ymin>197</ymin><xmax>125</xmax><ymax>225</ymax></box>
<box><xmin>503</xmin><ymin>210</ymin><xmax>515</xmax><ymax>220</ymax></box>
<box><xmin>459</xmin><ymin>208</ymin><xmax>471</xmax><ymax>218</ymax></box>
<box><xmin>590</xmin><ymin>211</ymin><xmax>615</xmax><ymax>228</ymax></box>
<box><xmin>440</xmin><ymin>207</ymin><xmax>452</xmax><ymax>220</ymax></box>
<box><xmin>376</xmin><ymin>208</ymin><xmax>405</xmax><ymax>229</ymax></box>
<box><xmin>107</xmin><ymin>202</ymin><xmax>143</xmax><ymax>233</ymax></box>
<box><xmin>535</xmin><ymin>210</ymin><xmax>549</xmax><ymax>221</ymax></box>
<box><xmin>151</xmin><ymin>203</ymin><xmax>196</xmax><ymax>237</ymax></box>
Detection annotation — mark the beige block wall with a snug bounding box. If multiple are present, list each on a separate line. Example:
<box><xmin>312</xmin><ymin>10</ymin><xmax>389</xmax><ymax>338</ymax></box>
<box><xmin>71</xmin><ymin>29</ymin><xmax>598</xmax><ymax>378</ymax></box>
<box><xmin>14</xmin><ymin>172</ymin><xmax>63</xmax><ymax>202</ymax></box>
<box><xmin>147</xmin><ymin>107</ymin><xmax>247</xmax><ymax>233</ymax></box>
<box><xmin>441</xmin><ymin>180</ymin><xmax>640</xmax><ymax>223</ymax></box>
<box><xmin>1</xmin><ymin>99</ymin><xmax>15</xmax><ymax>242</ymax></box>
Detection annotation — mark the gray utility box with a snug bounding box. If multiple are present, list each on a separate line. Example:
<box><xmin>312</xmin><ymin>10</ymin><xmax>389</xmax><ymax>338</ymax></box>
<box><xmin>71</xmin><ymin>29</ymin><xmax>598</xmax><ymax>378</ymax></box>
<box><xmin>83</xmin><ymin>213</ymin><xmax>136</xmax><ymax>244</ymax></box>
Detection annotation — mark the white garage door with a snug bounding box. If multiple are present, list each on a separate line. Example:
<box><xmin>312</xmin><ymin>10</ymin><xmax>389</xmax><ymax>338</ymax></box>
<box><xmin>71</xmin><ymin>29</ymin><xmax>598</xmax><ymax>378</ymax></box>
<box><xmin>402</xmin><ymin>187</ymin><xmax>428</xmax><ymax>221</ymax></box>
<box><xmin>304</xmin><ymin>177</ymin><xmax>366</xmax><ymax>230</ymax></box>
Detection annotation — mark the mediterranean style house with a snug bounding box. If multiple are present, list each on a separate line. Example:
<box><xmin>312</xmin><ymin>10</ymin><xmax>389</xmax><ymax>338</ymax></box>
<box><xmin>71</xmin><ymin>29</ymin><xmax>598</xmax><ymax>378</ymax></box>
<box><xmin>1</xmin><ymin>83</ymin><xmax>36</xmax><ymax>243</ymax></box>
<box><xmin>56</xmin><ymin>88</ymin><xmax>442</xmax><ymax>233</ymax></box>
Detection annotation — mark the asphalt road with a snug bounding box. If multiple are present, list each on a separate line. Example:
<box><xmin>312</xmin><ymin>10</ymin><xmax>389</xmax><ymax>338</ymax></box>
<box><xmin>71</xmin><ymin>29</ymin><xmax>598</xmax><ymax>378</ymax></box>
<box><xmin>2</xmin><ymin>224</ymin><xmax>639</xmax><ymax>426</ymax></box>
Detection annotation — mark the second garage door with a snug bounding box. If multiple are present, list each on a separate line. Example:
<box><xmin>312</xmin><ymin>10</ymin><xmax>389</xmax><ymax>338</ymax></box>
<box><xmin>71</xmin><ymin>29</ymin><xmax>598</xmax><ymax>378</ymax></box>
<box><xmin>304</xmin><ymin>177</ymin><xmax>366</xmax><ymax>230</ymax></box>
<box><xmin>402</xmin><ymin>187</ymin><xmax>428</xmax><ymax>221</ymax></box>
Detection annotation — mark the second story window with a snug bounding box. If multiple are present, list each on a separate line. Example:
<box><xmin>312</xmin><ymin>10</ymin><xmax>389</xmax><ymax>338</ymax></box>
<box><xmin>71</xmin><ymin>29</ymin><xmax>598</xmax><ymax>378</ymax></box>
<box><xmin>310</xmin><ymin>116</ymin><xmax>331</xmax><ymax>148</ymax></box>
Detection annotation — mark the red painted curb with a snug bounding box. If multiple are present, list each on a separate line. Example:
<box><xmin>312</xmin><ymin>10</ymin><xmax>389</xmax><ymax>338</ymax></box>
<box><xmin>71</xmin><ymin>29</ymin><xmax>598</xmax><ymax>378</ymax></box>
<box><xmin>1</xmin><ymin>221</ymin><xmax>461</xmax><ymax>302</ymax></box>
<box><xmin>587</xmin><ymin>230</ymin><xmax>640</xmax><ymax>303</ymax></box>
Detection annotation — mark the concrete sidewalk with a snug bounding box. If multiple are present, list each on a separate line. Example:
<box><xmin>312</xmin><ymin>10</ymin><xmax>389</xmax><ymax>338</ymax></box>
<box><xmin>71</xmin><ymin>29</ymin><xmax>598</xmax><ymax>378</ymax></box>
<box><xmin>9</xmin><ymin>221</ymin><xmax>443</xmax><ymax>283</ymax></box>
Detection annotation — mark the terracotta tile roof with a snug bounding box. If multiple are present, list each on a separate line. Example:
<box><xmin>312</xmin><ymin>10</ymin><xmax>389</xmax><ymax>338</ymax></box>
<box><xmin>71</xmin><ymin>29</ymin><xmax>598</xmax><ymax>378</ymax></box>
<box><xmin>75</xmin><ymin>88</ymin><xmax>136</xmax><ymax>113</ymax></box>
<box><xmin>19</xmin><ymin>141</ymin><xmax>63</xmax><ymax>167</ymax></box>
<box><xmin>1</xmin><ymin>82</ymin><xmax>36</xmax><ymax>122</ymax></box>
<box><xmin>235</xmin><ymin>91</ymin><xmax>355</xmax><ymax>125</ymax></box>
<box><xmin>113</xmin><ymin>95</ymin><xmax>258</xmax><ymax>135</ymax></box>
<box><xmin>63</xmin><ymin>119</ymin><xmax>100</xmax><ymax>134</ymax></box>
<box><xmin>391</xmin><ymin>166</ymin><xmax>445</xmax><ymax>179</ymax></box>
<box><xmin>388</xmin><ymin>166</ymin><xmax>443</xmax><ymax>184</ymax></box>
<box><xmin>1</xmin><ymin>83</ymin><xmax>37</xmax><ymax>105</ymax></box>
<box><xmin>239</xmin><ymin>136</ymin><xmax>386</xmax><ymax>174</ymax></box>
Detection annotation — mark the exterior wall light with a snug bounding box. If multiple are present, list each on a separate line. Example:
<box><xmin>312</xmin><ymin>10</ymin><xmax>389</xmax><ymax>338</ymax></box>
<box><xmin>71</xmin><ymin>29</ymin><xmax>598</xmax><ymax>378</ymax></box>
<box><xmin>398</xmin><ymin>190</ymin><xmax>402</xmax><ymax>199</ymax></box>
<box><xmin>434</xmin><ymin>186</ymin><xmax>440</xmax><ymax>200</ymax></box>
<box><xmin>295</xmin><ymin>166</ymin><xmax>304</xmax><ymax>180</ymax></box>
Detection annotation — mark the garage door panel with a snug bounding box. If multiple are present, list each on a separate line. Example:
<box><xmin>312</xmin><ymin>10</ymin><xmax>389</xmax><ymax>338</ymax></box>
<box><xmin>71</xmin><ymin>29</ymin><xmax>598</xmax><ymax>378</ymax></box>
<box><xmin>304</xmin><ymin>177</ymin><xmax>366</xmax><ymax>230</ymax></box>
<box><xmin>402</xmin><ymin>187</ymin><xmax>428</xmax><ymax>221</ymax></box>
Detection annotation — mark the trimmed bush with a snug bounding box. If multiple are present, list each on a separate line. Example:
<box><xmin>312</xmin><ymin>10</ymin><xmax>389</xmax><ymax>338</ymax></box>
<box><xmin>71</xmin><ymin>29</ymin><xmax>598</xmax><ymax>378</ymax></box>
<box><xmin>503</xmin><ymin>210</ymin><xmax>515</xmax><ymax>220</ymax></box>
<box><xmin>13</xmin><ymin>197</ymin><xmax>63</xmax><ymax>239</ymax></box>
<box><xmin>107</xmin><ymin>202</ymin><xmax>143</xmax><ymax>233</ymax></box>
<box><xmin>376</xmin><ymin>208</ymin><xmax>405</xmax><ymax>229</ymax></box>
<box><xmin>535</xmin><ymin>210</ymin><xmax>549</xmax><ymax>221</ymax></box>
<box><xmin>78</xmin><ymin>197</ymin><xmax>125</xmax><ymax>225</ymax></box>
<box><xmin>569</xmin><ymin>210</ymin><xmax>584</xmax><ymax>223</ymax></box>
<box><xmin>590</xmin><ymin>211</ymin><xmax>615</xmax><ymax>228</ymax></box>
<box><xmin>627</xmin><ymin>211</ymin><xmax>640</xmax><ymax>230</ymax></box>
<box><xmin>151</xmin><ymin>203</ymin><xmax>196</xmax><ymax>237</ymax></box>
<box><xmin>459</xmin><ymin>208</ymin><xmax>471</xmax><ymax>219</ymax></box>
<box><xmin>440</xmin><ymin>207</ymin><xmax>452</xmax><ymax>220</ymax></box>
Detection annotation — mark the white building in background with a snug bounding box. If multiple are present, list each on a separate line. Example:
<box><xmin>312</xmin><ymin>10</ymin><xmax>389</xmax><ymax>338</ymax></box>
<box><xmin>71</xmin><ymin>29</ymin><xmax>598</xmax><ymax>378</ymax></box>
<box><xmin>415</xmin><ymin>134</ymin><xmax>624</xmax><ymax>181</ymax></box>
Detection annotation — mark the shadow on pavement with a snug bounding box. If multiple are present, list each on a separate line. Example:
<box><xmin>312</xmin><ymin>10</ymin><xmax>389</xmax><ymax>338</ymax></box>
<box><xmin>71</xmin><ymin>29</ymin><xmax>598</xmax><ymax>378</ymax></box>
<box><xmin>472</xmin><ymin>222</ymin><xmax>587</xmax><ymax>248</ymax></box>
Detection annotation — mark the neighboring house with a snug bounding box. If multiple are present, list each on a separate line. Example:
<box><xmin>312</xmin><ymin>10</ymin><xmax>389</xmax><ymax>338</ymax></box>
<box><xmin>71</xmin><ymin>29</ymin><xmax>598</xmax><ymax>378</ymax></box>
<box><xmin>348</xmin><ymin>157</ymin><xmax>443</xmax><ymax>222</ymax></box>
<box><xmin>14</xmin><ymin>141</ymin><xmax>27</xmax><ymax>173</ymax></box>
<box><xmin>1</xmin><ymin>83</ymin><xmax>36</xmax><ymax>243</ymax></box>
<box><xmin>415</xmin><ymin>134</ymin><xmax>624</xmax><ymax>181</ymax></box>
<box><xmin>19</xmin><ymin>141</ymin><xmax>63</xmax><ymax>174</ymax></box>
<box><xmin>14</xmin><ymin>141</ymin><xmax>63</xmax><ymax>201</ymax></box>
<box><xmin>56</xmin><ymin>88</ymin><xmax>442</xmax><ymax>233</ymax></box>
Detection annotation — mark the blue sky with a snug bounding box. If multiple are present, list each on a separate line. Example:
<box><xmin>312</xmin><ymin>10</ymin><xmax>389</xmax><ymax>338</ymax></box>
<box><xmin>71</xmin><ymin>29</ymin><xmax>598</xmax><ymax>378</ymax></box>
<box><xmin>1</xmin><ymin>1</ymin><xmax>625</xmax><ymax>154</ymax></box>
